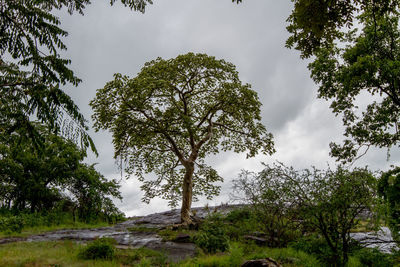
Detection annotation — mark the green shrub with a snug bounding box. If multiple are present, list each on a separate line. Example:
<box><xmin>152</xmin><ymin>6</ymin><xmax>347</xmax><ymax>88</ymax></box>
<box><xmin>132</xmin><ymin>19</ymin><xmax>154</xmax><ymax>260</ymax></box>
<box><xmin>0</xmin><ymin>215</ymin><xmax>24</xmax><ymax>233</ymax></box>
<box><xmin>291</xmin><ymin>234</ymin><xmax>362</xmax><ymax>265</ymax></box>
<box><xmin>225</xmin><ymin>208</ymin><xmax>252</xmax><ymax>223</ymax></box>
<box><xmin>352</xmin><ymin>248</ymin><xmax>393</xmax><ymax>267</ymax></box>
<box><xmin>228</xmin><ymin>243</ymin><xmax>244</xmax><ymax>266</ymax></box>
<box><xmin>224</xmin><ymin>208</ymin><xmax>263</xmax><ymax>241</ymax></box>
<box><xmin>195</xmin><ymin>214</ymin><xmax>229</xmax><ymax>254</ymax></box>
<box><xmin>78</xmin><ymin>237</ymin><xmax>116</xmax><ymax>260</ymax></box>
<box><xmin>290</xmin><ymin>234</ymin><xmax>336</xmax><ymax>264</ymax></box>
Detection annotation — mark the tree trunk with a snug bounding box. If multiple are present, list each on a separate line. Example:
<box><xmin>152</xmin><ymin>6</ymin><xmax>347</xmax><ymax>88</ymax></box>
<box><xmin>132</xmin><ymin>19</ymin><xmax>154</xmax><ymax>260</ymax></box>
<box><xmin>181</xmin><ymin>161</ymin><xmax>195</xmax><ymax>225</ymax></box>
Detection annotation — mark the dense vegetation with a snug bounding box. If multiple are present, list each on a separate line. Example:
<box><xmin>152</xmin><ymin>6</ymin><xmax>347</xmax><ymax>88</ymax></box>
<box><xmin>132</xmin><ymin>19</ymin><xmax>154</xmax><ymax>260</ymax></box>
<box><xmin>0</xmin><ymin>122</ymin><xmax>124</xmax><ymax>235</ymax></box>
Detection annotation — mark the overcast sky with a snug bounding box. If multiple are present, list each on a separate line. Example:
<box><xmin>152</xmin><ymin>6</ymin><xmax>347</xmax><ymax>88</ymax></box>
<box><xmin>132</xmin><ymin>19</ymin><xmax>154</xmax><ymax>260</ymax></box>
<box><xmin>54</xmin><ymin>0</ymin><xmax>400</xmax><ymax>217</ymax></box>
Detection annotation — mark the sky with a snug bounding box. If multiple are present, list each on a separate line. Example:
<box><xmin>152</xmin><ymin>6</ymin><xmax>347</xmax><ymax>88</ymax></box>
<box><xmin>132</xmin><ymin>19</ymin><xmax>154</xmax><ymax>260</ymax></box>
<box><xmin>54</xmin><ymin>0</ymin><xmax>400</xmax><ymax>217</ymax></box>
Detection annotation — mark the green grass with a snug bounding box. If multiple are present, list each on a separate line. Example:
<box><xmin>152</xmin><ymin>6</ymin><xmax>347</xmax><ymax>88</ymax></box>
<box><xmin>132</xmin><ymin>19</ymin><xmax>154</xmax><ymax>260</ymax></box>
<box><xmin>179</xmin><ymin>243</ymin><xmax>321</xmax><ymax>267</ymax></box>
<box><xmin>0</xmin><ymin>221</ymin><xmax>111</xmax><ymax>238</ymax></box>
<box><xmin>0</xmin><ymin>241</ymin><xmax>168</xmax><ymax>266</ymax></box>
<box><xmin>0</xmin><ymin>239</ymin><xmax>321</xmax><ymax>267</ymax></box>
<box><xmin>2</xmin><ymin>239</ymin><xmax>395</xmax><ymax>267</ymax></box>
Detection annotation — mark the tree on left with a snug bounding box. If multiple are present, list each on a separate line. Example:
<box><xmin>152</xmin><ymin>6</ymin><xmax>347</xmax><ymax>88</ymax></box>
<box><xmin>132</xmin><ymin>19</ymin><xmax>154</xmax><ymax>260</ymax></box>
<box><xmin>0</xmin><ymin>122</ymin><xmax>123</xmax><ymax>223</ymax></box>
<box><xmin>0</xmin><ymin>0</ymin><xmax>152</xmax><ymax>152</ymax></box>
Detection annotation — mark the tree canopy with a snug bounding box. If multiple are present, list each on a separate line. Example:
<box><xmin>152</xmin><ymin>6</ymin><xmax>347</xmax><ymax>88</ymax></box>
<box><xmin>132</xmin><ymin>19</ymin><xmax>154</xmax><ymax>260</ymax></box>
<box><xmin>0</xmin><ymin>122</ymin><xmax>122</xmax><ymax>221</ymax></box>
<box><xmin>286</xmin><ymin>0</ymin><xmax>400</xmax><ymax>58</ymax></box>
<box><xmin>91</xmin><ymin>52</ymin><xmax>275</xmax><ymax>224</ymax></box>
<box><xmin>0</xmin><ymin>0</ymin><xmax>152</xmax><ymax>153</ymax></box>
<box><xmin>285</xmin><ymin>1</ymin><xmax>400</xmax><ymax>162</ymax></box>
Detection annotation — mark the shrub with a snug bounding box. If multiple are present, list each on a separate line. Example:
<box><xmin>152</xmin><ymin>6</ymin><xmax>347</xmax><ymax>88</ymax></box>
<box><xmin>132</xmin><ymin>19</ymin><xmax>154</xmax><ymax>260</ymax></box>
<box><xmin>78</xmin><ymin>237</ymin><xmax>115</xmax><ymax>260</ymax></box>
<box><xmin>290</xmin><ymin>234</ymin><xmax>361</xmax><ymax>265</ymax></box>
<box><xmin>290</xmin><ymin>234</ymin><xmax>335</xmax><ymax>264</ymax></box>
<box><xmin>0</xmin><ymin>215</ymin><xmax>24</xmax><ymax>233</ymax></box>
<box><xmin>194</xmin><ymin>214</ymin><xmax>229</xmax><ymax>254</ymax></box>
<box><xmin>228</xmin><ymin>243</ymin><xmax>244</xmax><ymax>266</ymax></box>
<box><xmin>224</xmin><ymin>208</ymin><xmax>262</xmax><ymax>241</ymax></box>
<box><xmin>352</xmin><ymin>248</ymin><xmax>393</xmax><ymax>267</ymax></box>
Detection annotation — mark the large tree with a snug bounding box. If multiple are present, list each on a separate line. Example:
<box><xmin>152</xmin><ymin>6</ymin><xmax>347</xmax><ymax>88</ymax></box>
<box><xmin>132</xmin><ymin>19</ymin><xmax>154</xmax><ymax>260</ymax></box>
<box><xmin>90</xmin><ymin>53</ymin><xmax>275</xmax><ymax>224</ymax></box>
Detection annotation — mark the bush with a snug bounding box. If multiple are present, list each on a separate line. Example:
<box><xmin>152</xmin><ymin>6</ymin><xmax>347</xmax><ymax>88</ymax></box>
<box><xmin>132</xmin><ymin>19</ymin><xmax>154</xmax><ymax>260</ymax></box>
<box><xmin>78</xmin><ymin>237</ymin><xmax>115</xmax><ymax>260</ymax></box>
<box><xmin>290</xmin><ymin>234</ymin><xmax>334</xmax><ymax>263</ymax></box>
<box><xmin>224</xmin><ymin>208</ymin><xmax>262</xmax><ymax>241</ymax></box>
<box><xmin>352</xmin><ymin>248</ymin><xmax>393</xmax><ymax>267</ymax></box>
<box><xmin>194</xmin><ymin>214</ymin><xmax>229</xmax><ymax>254</ymax></box>
<box><xmin>228</xmin><ymin>243</ymin><xmax>244</xmax><ymax>266</ymax></box>
<box><xmin>290</xmin><ymin>234</ymin><xmax>361</xmax><ymax>265</ymax></box>
<box><xmin>0</xmin><ymin>215</ymin><xmax>24</xmax><ymax>233</ymax></box>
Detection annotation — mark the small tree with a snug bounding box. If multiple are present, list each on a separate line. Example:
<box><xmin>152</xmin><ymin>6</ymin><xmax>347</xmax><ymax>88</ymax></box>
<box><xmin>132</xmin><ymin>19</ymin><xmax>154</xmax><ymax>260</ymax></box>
<box><xmin>234</xmin><ymin>163</ymin><xmax>377</xmax><ymax>266</ymax></box>
<box><xmin>90</xmin><ymin>53</ymin><xmax>275</xmax><ymax>224</ymax></box>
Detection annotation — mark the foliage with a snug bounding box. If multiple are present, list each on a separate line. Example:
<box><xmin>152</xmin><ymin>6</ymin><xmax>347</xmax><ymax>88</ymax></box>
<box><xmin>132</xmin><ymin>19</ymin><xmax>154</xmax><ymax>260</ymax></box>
<box><xmin>0</xmin><ymin>241</ymin><xmax>169</xmax><ymax>267</ymax></box>
<box><xmin>311</xmin><ymin>14</ymin><xmax>400</xmax><ymax>162</ymax></box>
<box><xmin>194</xmin><ymin>214</ymin><xmax>229</xmax><ymax>254</ymax></box>
<box><xmin>0</xmin><ymin>215</ymin><xmax>24</xmax><ymax>234</ymax></box>
<box><xmin>290</xmin><ymin>234</ymin><xmax>360</xmax><ymax>265</ymax></box>
<box><xmin>232</xmin><ymin>167</ymin><xmax>305</xmax><ymax>247</ymax></box>
<box><xmin>228</xmin><ymin>243</ymin><xmax>245</xmax><ymax>266</ymax></box>
<box><xmin>352</xmin><ymin>247</ymin><xmax>393</xmax><ymax>267</ymax></box>
<box><xmin>67</xmin><ymin>163</ymin><xmax>123</xmax><ymax>223</ymax></box>
<box><xmin>1</xmin><ymin>0</ymin><xmax>154</xmax><ymax>152</ymax></box>
<box><xmin>234</xmin><ymin>163</ymin><xmax>377</xmax><ymax>266</ymax></box>
<box><xmin>1</xmin><ymin>1</ymin><xmax>93</xmax><ymax>153</ymax></box>
<box><xmin>223</xmin><ymin>208</ymin><xmax>262</xmax><ymax>241</ymax></box>
<box><xmin>378</xmin><ymin>167</ymin><xmax>400</xmax><ymax>244</ymax></box>
<box><xmin>91</xmin><ymin>52</ymin><xmax>274</xmax><ymax>223</ymax></box>
<box><xmin>0</xmin><ymin>123</ymin><xmax>84</xmax><ymax>212</ymax></box>
<box><xmin>78</xmin><ymin>238</ymin><xmax>116</xmax><ymax>260</ymax></box>
<box><xmin>286</xmin><ymin>1</ymin><xmax>400</xmax><ymax>162</ymax></box>
<box><xmin>286</xmin><ymin>0</ymin><xmax>400</xmax><ymax>58</ymax></box>
<box><xmin>0</xmin><ymin>123</ymin><xmax>123</xmax><ymax>224</ymax></box>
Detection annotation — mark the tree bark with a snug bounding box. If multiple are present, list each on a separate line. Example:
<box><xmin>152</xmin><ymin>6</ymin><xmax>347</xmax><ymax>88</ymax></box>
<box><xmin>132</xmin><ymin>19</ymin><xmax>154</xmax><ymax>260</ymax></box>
<box><xmin>181</xmin><ymin>161</ymin><xmax>195</xmax><ymax>225</ymax></box>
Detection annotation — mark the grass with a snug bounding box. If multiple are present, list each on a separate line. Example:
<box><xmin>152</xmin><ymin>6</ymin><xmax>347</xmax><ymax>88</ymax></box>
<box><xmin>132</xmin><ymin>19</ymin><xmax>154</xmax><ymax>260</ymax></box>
<box><xmin>1</xmin><ymin>238</ymin><xmax>396</xmax><ymax>267</ymax></box>
<box><xmin>0</xmin><ymin>240</ymin><xmax>320</xmax><ymax>267</ymax></box>
<box><xmin>0</xmin><ymin>221</ymin><xmax>112</xmax><ymax>238</ymax></box>
<box><xmin>0</xmin><ymin>241</ymin><xmax>168</xmax><ymax>267</ymax></box>
<box><xmin>178</xmin><ymin>242</ymin><xmax>321</xmax><ymax>267</ymax></box>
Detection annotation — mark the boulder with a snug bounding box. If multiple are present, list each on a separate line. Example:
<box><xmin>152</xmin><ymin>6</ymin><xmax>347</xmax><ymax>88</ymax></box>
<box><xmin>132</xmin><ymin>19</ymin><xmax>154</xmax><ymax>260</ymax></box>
<box><xmin>241</xmin><ymin>258</ymin><xmax>282</xmax><ymax>267</ymax></box>
<box><xmin>243</xmin><ymin>235</ymin><xmax>268</xmax><ymax>245</ymax></box>
<box><xmin>172</xmin><ymin>233</ymin><xmax>191</xmax><ymax>243</ymax></box>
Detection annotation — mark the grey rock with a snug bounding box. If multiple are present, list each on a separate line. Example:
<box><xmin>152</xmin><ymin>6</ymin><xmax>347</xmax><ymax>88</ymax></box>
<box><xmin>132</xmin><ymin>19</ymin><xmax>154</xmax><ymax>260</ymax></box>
<box><xmin>243</xmin><ymin>235</ymin><xmax>268</xmax><ymax>245</ymax></box>
<box><xmin>241</xmin><ymin>258</ymin><xmax>282</xmax><ymax>267</ymax></box>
